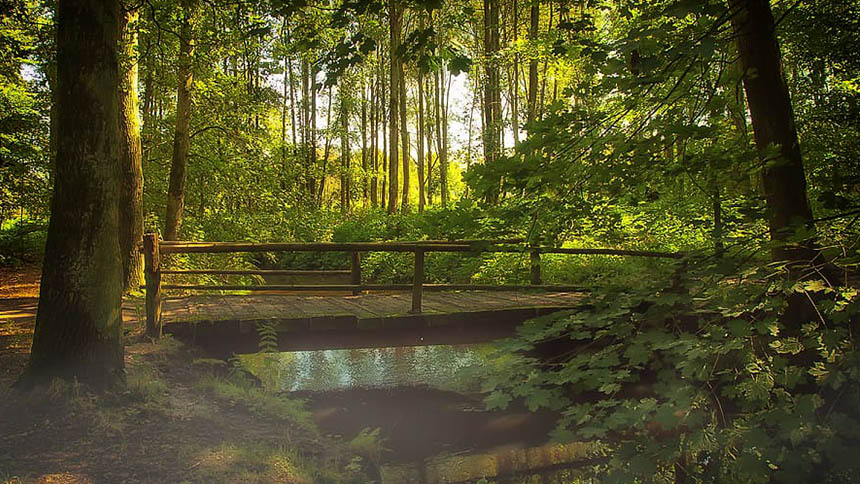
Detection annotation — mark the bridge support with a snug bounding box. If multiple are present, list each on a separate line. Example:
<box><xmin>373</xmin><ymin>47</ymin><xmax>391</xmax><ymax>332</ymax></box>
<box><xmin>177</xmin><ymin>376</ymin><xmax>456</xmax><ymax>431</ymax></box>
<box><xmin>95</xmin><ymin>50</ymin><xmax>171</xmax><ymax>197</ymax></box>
<box><xmin>350</xmin><ymin>251</ymin><xmax>362</xmax><ymax>295</ymax></box>
<box><xmin>143</xmin><ymin>233</ymin><xmax>162</xmax><ymax>337</ymax></box>
<box><xmin>411</xmin><ymin>249</ymin><xmax>425</xmax><ymax>313</ymax></box>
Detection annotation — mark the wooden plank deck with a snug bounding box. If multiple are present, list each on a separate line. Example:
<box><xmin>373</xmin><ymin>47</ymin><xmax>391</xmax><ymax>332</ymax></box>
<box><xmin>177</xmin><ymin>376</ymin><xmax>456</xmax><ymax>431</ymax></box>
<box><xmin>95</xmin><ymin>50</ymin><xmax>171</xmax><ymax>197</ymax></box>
<box><xmin>161</xmin><ymin>291</ymin><xmax>583</xmax><ymax>355</ymax></box>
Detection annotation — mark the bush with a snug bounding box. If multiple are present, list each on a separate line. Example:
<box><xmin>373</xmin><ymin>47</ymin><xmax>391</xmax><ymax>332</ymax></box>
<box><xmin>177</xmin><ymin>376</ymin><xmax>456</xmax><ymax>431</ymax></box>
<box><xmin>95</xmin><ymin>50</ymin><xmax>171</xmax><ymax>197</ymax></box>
<box><xmin>0</xmin><ymin>219</ymin><xmax>47</xmax><ymax>266</ymax></box>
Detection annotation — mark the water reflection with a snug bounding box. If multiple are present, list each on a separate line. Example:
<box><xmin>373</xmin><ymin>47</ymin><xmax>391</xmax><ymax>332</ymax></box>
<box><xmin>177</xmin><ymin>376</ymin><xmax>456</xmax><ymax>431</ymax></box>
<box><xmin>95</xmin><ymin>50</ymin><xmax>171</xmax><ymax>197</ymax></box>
<box><xmin>240</xmin><ymin>344</ymin><xmax>492</xmax><ymax>393</ymax></box>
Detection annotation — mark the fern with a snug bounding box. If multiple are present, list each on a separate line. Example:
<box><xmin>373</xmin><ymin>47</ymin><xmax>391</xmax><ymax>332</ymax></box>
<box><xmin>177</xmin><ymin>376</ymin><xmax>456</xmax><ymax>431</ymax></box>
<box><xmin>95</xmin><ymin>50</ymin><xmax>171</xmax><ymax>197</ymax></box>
<box><xmin>256</xmin><ymin>321</ymin><xmax>279</xmax><ymax>353</ymax></box>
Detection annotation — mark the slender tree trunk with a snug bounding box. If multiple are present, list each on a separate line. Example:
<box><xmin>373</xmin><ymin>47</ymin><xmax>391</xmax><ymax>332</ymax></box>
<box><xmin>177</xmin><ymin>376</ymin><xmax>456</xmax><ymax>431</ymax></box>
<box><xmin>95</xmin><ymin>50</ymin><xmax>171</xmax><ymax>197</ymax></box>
<box><xmin>728</xmin><ymin>0</ymin><xmax>816</xmax><ymax>262</ymax></box>
<box><xmin>164</xmin><ymin>0</ymin><xmax>197</xmax><ymax>241</ymax></box>
<box><xmin>425</xmin><ymin>76</ymin><xmax>434</xmax><ymax>206</ymax></box>
<box><xmin>320</xmin><ymin>85</ymin><xmax>332</xmax><ymax>206</ymax></box>
<box><xmin>281</xmin><ymin>24</ymin><xmax>289</xmax><ymax>169</ymax></box>
<box><xmin>400</xmin><ymin>60</ymin><xmax>410</xmax><ymax>211</ymax></box>
<box><xmin>436</xmin><ymin>65</ymin><xmax>449</xmax><ymax>206</ymax></box>
<box><xmin>361</xmin><ymin>79</ymin><xmax>368</xmax><ymax>206</ymax></box>
<box><xmin>340</xmin><ymin>85</ymin><xmax>351</xmax><ymax>213</ymax></box>
<box><xmin>511</xmin><ymin>0</ymin><xmax>520</xmax><ymax>145</ymax></box>
<box><xmin>417</xmin><ymin>62</ymin><xmax>426</xmax><ymax>212</ymax></box>
<box><xmin>311</xmin><ymin>64</ymin><xmax>319</xmax><ymax>204</ymax></box>
<box><xmin>388</xmin><ymin>0</ymin><xmax>401</xmax><ymax>214</ymax></box>
<box><xmin>370</xmin><ymin>64</ymin><xmax>378</xmax><ymax>207</ymax></box>
<box><xmin>118</xmin><ymin>5</ymin><xmax>143</xmax><ymax>292</ymax></box>
<box><xmin>24</xmin><ymin>0</ymin><xmax>125</xmax><ymax>388</ymax></box>
<box><xmin>301</xmin><ymin>58</ymin><xmax>311</xmax><ymax>196</ymax></box>
<box><xmin>527</xmin><ymin>0</ymin><xmax>539</xmax><ymax>124</ymax></box>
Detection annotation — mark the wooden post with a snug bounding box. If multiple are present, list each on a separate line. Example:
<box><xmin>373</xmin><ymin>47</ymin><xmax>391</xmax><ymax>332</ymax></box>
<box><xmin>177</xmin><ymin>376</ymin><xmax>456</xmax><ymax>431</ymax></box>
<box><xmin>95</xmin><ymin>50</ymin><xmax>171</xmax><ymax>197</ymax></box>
<box><xmin>411</xmin><ymin>249</ymin><xmax>425</xmax><ymax>313</ymax></box>
<box><xmin>530</xmin><ymin>247</ymin><xmax>542</xmax><ymax>286</ymax></box>
<box><xmin>350</xmin><ymin>251</ymin><xmax>361</xmax><ymax>295</ymax></box>
<box><xmin>143</xmin><ymin>233</ymin><xmax>162</xmax><ymax>337</ymax></box>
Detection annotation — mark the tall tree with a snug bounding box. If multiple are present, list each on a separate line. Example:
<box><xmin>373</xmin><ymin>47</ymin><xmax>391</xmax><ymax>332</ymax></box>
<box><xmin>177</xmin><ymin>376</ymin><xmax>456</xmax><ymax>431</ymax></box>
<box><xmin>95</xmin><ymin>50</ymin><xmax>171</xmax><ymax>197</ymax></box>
<box><xmin>417</xmin><ymin>65</ymin><xmax>426</xmax><ymax>212</ymax></box>
<box><xmin>399</xmin><ymin>57</ymin><xmax>410</xmax><ymax>211</ymax></box>
<box><xmin>527</xmin><ymin>0</ymin><xmax>539</xmax><ymax>124</ymax></box>
<box><xmin>164</xmin><ymin>0</ymin><xmax>198</xmax><ymax>241</ymax></box>
<box><xmin>483</xmin><ymin>0</ymin><xmax>502</xmax><ymax>203</ymax></box>
<box><xmin>118</xmin><ymin>3</ymin><xmax>143</xmax><ymax>291</ymax></box>
<box><xmin>387</xmin><ymin>0</ymin><xmax>401</xmax><ymax>214</ymax></box>
<box><xmin>728</xmin><ymin>0</ymin><xmax>816</xmax><ymax>262</ymax></box>
<box><xmin>24</xmin><ymin>0</ymin><xmax>124</xmax><ymax>387</ymax></box>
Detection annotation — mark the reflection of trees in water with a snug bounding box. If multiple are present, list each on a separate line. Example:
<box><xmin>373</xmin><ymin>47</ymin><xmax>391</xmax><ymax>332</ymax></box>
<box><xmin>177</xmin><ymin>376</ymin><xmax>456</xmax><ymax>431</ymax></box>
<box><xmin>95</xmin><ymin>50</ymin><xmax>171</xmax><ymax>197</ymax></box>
<box><xmin>261</xmin><ymin>345</ymin><xmax>494</xmax><ymax>392</ymax></box>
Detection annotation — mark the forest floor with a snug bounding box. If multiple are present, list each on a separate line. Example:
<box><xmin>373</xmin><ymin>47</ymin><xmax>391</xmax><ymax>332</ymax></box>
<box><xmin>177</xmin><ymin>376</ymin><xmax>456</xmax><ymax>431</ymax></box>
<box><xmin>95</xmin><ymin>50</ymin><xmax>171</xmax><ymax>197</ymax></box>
<box><xmin>0</xmin><ymin>265</ymin><xmax>360</xmax><ymax>484</ymax></box>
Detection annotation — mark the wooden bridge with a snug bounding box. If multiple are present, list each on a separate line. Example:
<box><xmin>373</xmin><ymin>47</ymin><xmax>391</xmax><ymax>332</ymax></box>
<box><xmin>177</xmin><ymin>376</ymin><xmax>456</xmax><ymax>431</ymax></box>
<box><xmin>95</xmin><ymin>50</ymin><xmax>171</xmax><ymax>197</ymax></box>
<box><xmin>143</xmin><ymin>234</ymin><xmax>681</xmax><ymax>355</ymax></box>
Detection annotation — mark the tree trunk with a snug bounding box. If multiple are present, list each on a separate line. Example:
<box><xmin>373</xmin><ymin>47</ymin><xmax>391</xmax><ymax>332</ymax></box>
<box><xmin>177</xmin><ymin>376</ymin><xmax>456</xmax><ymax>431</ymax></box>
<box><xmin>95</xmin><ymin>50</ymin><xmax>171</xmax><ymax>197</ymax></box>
<box><xmin>341</xmin><ymin>86</ymin><xmax>351</xmax><ymax>213</ymax></box>
<box><xmin>388</xmin><ymin>0</ymin><xmax>401</xmax><ymax>214</ymax></box>
<box><xmin>361</xmin><ymin>79</ymin><xmax>368</xmax><ymax>205</ymax></box>
<box><xmin>400</xmin><ymin>59</ymin><xmax>410</xmax><ymax>211</ymax></box>
<box><xmin>436</xmin><ymin>64</ymin><xmax>449</xmax><ymax>206</ymax></box>
<box><xmin>24</xmin><ymin>0</ymin><xmax>125</xmax><ymax>388</ymax></box>
<box><xmin>311</xmin><ymin>64</ymin><xmax>319</xmax><ymax>204</ymax></box>
<box><xmin>370</xmin><ymin>64</ymin><xmax>379</xmax><ymax>207</ymax></box>
<box><xmin>320</xmin><ymin>85</ymin><xmax>332</xmax><ymax>207</ymax></box>
<box><xmin>118</xmin><ymin>5</ymin><xmax>143</xmax><ymax>292</ymax></box>
<box><xmin>417</xmin><ymin>64</ymin><xmax>426</xmax><ymax>212</ymax></box>
<box><xmin>728</xmin><ymin>0</ymin><xmax>816</xmax><ymax>262</ymax></box>
<box><xmin>483</xmin><ymin>0</ymin><xmax>502</xmax><ymax>203</ymax></box>
<box><xmin>164</xmin><ymin>0</ymin><xmax>197</xmax><ymax>241</ymax></box>
<box><xmin>527</xmin><ymin>0</ymin><xmax>539</xmax><ymax>125</ymax></box>
<box><xmin>425</xmin><ymin>76</ymin><xmax>434</xmax><ymax>206</ymax></box>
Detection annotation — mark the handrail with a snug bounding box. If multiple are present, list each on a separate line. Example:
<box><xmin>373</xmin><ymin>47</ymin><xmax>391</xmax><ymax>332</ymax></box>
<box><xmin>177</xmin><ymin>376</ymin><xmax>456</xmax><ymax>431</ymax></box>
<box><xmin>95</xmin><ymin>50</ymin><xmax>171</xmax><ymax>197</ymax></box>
<box><xmin>142</xmin><ymin>232</ymin><xmax>683</xmax><ymax>337</ymax></box>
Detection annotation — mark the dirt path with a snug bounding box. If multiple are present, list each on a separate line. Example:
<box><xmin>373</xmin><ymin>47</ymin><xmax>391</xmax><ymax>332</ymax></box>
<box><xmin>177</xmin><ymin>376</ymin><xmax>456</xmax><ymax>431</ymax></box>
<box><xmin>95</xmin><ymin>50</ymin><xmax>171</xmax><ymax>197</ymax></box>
<box><xmin>0</xmin><ymin>267</ymin><xmax>351</xmax><ymax>483</ymax></box>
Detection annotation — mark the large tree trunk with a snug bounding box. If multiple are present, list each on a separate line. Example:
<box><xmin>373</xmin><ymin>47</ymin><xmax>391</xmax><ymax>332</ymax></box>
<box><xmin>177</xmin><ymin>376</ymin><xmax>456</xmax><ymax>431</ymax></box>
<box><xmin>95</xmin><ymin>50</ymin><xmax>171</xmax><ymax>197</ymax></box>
<box><xmin>24</xmin><ymin>0</ymin><xmax>125</xmax><ymax>388</ymax></box>
<box><xmin>483</xmin><ymin>0</ymin><xmax>502</xmax><ymax>203</ymax></box>
<box><xmin>387</xmin><ymin>0</ymin><xmax>401</xmax><ymax>214</ymax></box>
<box><xmin>728</xmin><ymin>0</ymin><xmax>816</xmax><ymax>262</ymax></box>
<box><xmin>118</xmin><ymin>5</ymin><xmax>143</xmax><ymax>292</ymax></box>
<box><xmin>164</xmin><ymin>0</ymin><xmax>197</xmax><ymax>241</ymax></box>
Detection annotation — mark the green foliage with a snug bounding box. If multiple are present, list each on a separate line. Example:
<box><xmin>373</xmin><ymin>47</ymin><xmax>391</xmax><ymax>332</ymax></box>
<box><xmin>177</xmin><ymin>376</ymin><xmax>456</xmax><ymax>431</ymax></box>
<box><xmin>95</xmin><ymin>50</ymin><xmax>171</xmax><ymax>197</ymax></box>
<box><xmin>479</xmin><ymin>255</ymin><xmax>860</xmax><ymax>482</ymax></box>
<box><xmin>0</xmin><ymin>219</ymin><xmax>46</xmax><ymax>266</ymax></box>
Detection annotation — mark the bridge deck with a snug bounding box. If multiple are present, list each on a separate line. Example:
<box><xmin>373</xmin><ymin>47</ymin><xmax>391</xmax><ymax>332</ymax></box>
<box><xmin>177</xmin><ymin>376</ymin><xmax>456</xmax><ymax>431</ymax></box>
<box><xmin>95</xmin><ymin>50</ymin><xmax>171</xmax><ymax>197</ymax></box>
<box><xmin>161</xmin><ymin>291</ymin><xmax>583</xmax><ymax>354</ymax></box>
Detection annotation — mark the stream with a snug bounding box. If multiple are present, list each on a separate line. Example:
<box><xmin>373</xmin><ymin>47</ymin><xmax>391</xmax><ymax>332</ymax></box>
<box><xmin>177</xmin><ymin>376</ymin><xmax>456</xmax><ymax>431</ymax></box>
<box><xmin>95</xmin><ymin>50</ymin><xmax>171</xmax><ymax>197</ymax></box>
<box><xmin>239</xmin><ymin>344</ymin><xmax>596</xmax><ymax>483</ymax></box>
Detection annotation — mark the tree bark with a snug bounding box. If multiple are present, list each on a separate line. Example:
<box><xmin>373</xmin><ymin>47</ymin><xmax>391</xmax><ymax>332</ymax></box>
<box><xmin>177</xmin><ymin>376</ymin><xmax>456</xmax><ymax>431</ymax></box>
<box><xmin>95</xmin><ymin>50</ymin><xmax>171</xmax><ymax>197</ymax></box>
<box><xmin>164</xmin><ymin>0</ymin><xmax>197</xmax><ymax>241</ymax></box>
<box><xmin>118</xmin><ymin>5</ymin><xmax>143</xmax><ymax>292</ymax></box>
<box><xmin>483</xmin><ymin>0</ymin><xmax>502</xmax><ymax>202</ymax></box>
<box><xmin>728</xmin><ymin>0</ymin><xmax>816</xmax><ymax>262</ymax></box>
<box><xmin>24</xmin><ymin>0</ymin><xmax>125</xmax><ymax>388</ymax></box>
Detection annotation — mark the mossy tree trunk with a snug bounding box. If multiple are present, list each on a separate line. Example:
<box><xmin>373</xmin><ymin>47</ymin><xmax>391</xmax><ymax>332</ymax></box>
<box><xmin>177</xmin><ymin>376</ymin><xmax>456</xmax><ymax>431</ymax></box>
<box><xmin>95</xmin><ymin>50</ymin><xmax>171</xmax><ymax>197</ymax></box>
<box><xmin>24</xmin><ymin>0</ymin><xmax>125</xmax><ymax>389</ymax></box>
<box><xmin>119</xmin><ymin>4</ymin><xmax>143</xmax><ymax>291</ymax></box>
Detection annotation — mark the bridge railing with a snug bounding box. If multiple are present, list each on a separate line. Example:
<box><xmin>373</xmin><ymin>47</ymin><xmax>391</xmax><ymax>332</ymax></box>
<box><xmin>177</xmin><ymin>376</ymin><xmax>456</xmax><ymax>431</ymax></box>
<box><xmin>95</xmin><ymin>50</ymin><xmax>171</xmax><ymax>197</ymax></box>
<box><xmin>142</xmin><ymin>232</ymin><xmax>682</xmax><ymax>337</ymax></box>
